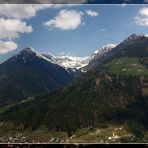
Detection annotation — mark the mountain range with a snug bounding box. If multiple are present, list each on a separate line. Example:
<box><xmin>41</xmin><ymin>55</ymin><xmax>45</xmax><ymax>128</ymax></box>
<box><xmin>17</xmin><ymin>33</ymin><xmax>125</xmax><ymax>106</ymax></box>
<box><xmin>0</xmin><ymin>33</ymin><xmax>148</xmax><ymax>143</ymax></box>
<box><xmin>0</xmin><ymin>42</ymin><xmax>117</xmax><ymax>106</ymax></box>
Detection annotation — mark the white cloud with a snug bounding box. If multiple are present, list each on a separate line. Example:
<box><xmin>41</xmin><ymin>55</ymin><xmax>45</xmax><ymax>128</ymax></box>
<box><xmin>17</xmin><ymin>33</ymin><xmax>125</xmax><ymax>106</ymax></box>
<box><xmin>135</xmin><ymin>17</ymin><xmax>148</xmax><ymax>26</ymax></box>
<box><xmin>0</xmin><ymin>40</ymin><xmax>17</xmax><ymax>54</ymax></box>
<box><xmin>0</xmin><ymin>18</ymin><xmax>33</xmax><ymax>39</ymax></box>
<box><xmin>135</xmin><ymin>7</ymin><xmax>148</xmax><ymax>26</ymax></box>
<box><xmin>0</xmin><ymin>18</ymin><xmax>33</xmax><ymax>54</ymax></box>
<box><xmin>139</xmin><ymin>7</ymin><xmax>148</xmax><ymax>17</ymax></box>
<box><xmin>86</xmin><ymin>10</ymin><xmax>98</xmax><ymax>17</ymax></box>
<box><xmin>43</xmin><ymin>9</ymin><xmax>83</xmax><ymax>30</ymax></box>
<box><xmin>0</xmin><ymin>4</ymin><xmax>79</xmax><ymax>20</ymax></box>
<box><xmin>0</xmin><ymin>4</ymin><xmax>58</xmax><ymax>19</ymax></box>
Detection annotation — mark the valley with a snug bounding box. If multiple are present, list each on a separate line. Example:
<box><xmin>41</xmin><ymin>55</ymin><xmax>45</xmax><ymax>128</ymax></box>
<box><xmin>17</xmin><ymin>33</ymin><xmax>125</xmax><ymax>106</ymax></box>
<box><xmin>0</xmin><ymin>33</ymin><xmax>148</xmax><ymax>143</ymax></box>
<box><xmin>0</xmin><ymin>121</ymin><xmax>147</xmax><ymax>143</ymax></box>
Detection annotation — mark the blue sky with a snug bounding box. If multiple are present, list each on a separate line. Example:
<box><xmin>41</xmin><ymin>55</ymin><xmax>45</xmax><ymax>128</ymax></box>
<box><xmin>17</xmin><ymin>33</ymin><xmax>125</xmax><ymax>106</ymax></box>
<box><xmin>0</xmin><ymin>4</ymin><xmax>148</xmax><ymax>63</ymax></box>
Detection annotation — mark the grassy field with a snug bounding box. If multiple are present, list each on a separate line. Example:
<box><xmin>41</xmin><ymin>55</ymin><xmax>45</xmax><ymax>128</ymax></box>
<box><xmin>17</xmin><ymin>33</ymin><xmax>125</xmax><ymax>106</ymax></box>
<box><xmin>23</xmin><ymin>126</ymin><xmax>68</xmax><ymax>142</ymax></box>
<box><xmin>0</xmin><ymin>122</ymin><xmax>147</xmax><ymax>143</ymax></box>
<box><xmin>105</xmin><ymin>57</ymin><xmax>148</xmax><ymax>75</ymax></box>
<box><xmin>0</xmin><ymin>121</ymin><xmax>16</xmax><ymax>136</ymax></box>
<box><xmin>70</xmin><ymin>125</ymin><xmax>134</xmax><ymax>143</ymax></box>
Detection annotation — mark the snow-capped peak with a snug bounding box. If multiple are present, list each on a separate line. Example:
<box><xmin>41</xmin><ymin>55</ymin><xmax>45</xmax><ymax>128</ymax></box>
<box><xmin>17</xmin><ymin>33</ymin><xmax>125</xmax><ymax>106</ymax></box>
<box><xmin>56</xmin><ymin>55</ymin><xmax>89</xmax><ymax>70</ymax></box>
<box><xmin>102</xmin><ymin>44</ymin><xmax>117</xmax><ymax>49</ymax></box>
<box><xmin>19</xmin><ymin>44</ymin><xmax>117</xmax><ymax>71</ymax></box>
<box><xmin>41</xmin><ymin>52</ymin><xmax>59</xmax><ymax>64</ymax></box>
<box><xmin>125</xmin><ymin>33</ymin><xmax>148</xmax><ymax>42</ymax></box>
<box><xmin>21</xmin><ymin>46</ymin><xmax>36</xmax><ymax>53</ymax></box>
<box><xmin>137</xmin><ymin>33</ymin><xmax>148</xmax><ymax>37</ymax></box>
<box><xmin>92</xmin><ymin>44</ymin><xmax>117</xmax><ymax>58</ymax></box>
<box><xmin>18</xmin><ymin>47</ymin><xmax>58</xmax><ymax>65</ymax></box>
<box><xmin>118</xmin><ymin>33</ymin><xmax>148</xmax><ymax>48</ymax></box>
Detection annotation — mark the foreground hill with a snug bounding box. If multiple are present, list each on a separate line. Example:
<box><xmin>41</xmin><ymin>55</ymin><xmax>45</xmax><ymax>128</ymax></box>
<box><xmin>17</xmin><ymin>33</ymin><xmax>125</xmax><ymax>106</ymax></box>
<box><xmin>1</xmin><ymin>33</ymin><xmax>148</xmax><ymax>142</ymax></box>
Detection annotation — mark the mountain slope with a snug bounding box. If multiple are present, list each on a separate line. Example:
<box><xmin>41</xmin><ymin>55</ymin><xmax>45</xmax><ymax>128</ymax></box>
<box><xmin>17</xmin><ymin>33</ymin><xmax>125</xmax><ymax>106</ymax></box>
<box><xmin>1</xmin><ymin>33</ymin><xmax>148</xmax><ymax>140</ymax></box>
<box><xmin>83</xmin><ymin>44</ymin><xmax>117</xmax><ymax>71</ymax></box>
<box><xmin>2</xmin><ymin>68</ymin><xmax>148</xmax><ymax>137</ymax></box>
<box><xmin>0</xmin><ymin>47</ymin><xmax>73</xmax><ymax>106</ymax></box>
